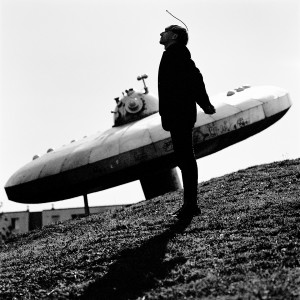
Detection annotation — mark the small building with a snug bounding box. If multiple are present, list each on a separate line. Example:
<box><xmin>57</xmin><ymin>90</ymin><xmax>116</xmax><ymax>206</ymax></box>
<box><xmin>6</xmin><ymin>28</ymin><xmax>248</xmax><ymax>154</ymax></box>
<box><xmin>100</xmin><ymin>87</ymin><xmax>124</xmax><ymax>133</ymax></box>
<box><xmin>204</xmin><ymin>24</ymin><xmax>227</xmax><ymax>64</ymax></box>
<box><xmin>0</xmin><ymin>213</ymin><xmax>11</xmax><ymax>241</ymax></box>
<box><xmin>42</xmin><ymin>205</ymin><xmax>124</xmax><ymax>226</ymax></box>
<box><xmin>1</xmin><ymin>211</ymin><xmax>30</xmax><ymax>235</ymax></box>
<box><xmin>1</xmin><ymin>204</ymin><xmax>128</xmax><ymax>238</ymax></box>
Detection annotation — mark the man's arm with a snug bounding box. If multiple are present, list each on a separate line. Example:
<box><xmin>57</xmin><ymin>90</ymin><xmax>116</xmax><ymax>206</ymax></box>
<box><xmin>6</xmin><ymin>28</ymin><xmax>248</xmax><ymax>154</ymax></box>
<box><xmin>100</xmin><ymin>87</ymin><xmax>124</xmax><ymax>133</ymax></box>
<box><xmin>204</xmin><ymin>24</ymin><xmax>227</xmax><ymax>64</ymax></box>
<box><xmin>187</xmin><ymin>59</ymin><xmax>216</xmax><ymax>114</ymax></box>
<box><xmin>203</xmin><ymin>103</ymin><xmax>216</xmax><ymax>114</ymax></box>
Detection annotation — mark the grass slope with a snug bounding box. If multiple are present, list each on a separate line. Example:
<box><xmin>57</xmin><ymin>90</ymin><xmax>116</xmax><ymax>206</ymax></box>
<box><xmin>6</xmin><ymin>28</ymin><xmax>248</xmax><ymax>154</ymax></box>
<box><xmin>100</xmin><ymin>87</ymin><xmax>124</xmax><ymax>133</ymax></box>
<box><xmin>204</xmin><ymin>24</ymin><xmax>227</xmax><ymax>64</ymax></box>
<box><xmin>1</xmin><ymin>158</ymin><xmax>300</xmax><ymax>300</ymax></box>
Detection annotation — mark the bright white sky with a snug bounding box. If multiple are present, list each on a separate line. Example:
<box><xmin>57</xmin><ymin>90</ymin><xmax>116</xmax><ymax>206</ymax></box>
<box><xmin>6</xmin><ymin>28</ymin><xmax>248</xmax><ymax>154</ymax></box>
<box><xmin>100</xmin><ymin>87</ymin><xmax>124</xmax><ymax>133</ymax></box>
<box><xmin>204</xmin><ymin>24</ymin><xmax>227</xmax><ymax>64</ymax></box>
<box><xmin>1</xmin><ymin>0</ymin><xmax>299</xmax><ymax>212</ymax></box>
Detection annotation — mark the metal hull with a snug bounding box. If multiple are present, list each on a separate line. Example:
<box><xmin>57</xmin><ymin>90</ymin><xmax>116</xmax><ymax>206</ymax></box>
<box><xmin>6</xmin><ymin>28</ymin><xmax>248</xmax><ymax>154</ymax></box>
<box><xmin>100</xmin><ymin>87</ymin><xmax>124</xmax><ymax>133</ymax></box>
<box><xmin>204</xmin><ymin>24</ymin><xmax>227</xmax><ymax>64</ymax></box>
<box><xmin>5</xmin><ymin>86</ymin><xmax>292</xmax><ymax>204</ymax></box>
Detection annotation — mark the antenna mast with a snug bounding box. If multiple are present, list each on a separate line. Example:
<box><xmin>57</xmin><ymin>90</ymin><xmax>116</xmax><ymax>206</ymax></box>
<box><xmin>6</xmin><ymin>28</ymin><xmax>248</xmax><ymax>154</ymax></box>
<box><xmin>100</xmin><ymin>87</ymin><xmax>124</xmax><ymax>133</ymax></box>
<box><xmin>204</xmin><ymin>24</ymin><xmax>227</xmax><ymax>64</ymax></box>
<box><xmin>166</xmin><ymin>10</ymin><xmax>189</xmax><ymax>32</ymax></box>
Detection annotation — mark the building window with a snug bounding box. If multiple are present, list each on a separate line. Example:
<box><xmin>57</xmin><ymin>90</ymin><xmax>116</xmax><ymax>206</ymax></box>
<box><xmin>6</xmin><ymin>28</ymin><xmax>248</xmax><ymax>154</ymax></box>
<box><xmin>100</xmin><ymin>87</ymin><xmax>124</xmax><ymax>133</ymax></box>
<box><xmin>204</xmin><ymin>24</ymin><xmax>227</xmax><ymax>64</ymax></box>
<box><xmin>11</xmin><ymin>218</ymin><xmax>20</xmax><ymax>230</ymax></box>
<box><xmin>51</xmin><ymin>215</ymin><xmax>60</xmax><ymax>223</ymax></box>
<box><xmin>71</xmin><ymin>214</ymin><xmax>85</xmax><ymax>220</ymax></box>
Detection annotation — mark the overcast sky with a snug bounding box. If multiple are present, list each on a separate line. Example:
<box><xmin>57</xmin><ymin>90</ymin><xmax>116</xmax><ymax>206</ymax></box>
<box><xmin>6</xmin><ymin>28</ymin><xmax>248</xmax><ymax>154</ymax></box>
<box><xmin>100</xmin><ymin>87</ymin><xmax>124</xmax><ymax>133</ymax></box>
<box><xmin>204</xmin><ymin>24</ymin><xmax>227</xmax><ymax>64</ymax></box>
<box><xmin>1</xmin><ymin>0</ymin><xmax>299</xmax><ymax>212</ymax></box>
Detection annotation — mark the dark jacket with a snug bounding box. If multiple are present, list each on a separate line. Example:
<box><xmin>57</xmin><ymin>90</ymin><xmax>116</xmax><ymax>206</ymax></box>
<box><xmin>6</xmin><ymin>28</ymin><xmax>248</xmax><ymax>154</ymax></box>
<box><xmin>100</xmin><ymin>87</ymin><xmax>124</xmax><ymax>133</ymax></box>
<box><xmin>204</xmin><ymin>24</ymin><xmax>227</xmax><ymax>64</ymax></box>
<box><xmin>158</xmin><ymin>43</ymin><xmax>212</xmax><ymax>131</ymax></box>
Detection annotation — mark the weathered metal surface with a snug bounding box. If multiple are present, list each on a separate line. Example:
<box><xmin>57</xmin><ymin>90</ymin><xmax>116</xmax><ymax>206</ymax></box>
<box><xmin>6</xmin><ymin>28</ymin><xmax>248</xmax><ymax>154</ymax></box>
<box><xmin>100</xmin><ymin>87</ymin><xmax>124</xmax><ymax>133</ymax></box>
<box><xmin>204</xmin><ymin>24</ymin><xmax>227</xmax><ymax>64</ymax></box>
<box><xmin>5</xmin><ymin>86</ymin><xmax>292</xmax><ymax>203</ymax></box>
<box><xmin>112</xmin><ymin>89</ymin><xmax>159</xmax><ymax>126</ymax></box>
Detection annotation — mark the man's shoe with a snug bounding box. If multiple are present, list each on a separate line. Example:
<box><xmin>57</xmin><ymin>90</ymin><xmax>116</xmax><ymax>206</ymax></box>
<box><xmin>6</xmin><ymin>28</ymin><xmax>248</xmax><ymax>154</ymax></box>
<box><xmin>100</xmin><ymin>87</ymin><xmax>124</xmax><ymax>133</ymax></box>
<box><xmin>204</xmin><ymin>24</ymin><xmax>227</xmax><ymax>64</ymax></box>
<box><xmin>172</xmin><ymin>205</ymin><xmax>201</xmax><ymax>218</ymax></box>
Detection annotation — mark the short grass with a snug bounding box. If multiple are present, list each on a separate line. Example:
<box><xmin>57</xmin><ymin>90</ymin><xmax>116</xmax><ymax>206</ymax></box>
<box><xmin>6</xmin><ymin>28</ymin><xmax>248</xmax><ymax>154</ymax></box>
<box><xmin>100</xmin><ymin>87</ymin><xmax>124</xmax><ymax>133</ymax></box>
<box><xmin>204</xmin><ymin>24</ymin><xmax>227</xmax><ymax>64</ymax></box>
<box><xmin>1</xmin><ymin>158</ymin><xmax>300</xmax><ymax>299</ymax></box>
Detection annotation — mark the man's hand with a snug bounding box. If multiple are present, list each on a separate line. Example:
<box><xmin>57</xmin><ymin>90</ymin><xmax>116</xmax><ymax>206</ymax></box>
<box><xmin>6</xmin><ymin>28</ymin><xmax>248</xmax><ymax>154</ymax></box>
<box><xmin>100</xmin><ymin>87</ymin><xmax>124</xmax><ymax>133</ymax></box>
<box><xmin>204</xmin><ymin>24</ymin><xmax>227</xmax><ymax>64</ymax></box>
<box><xmin>203</xmin><ymin>104</ymin><xmax>216</xmax><ymax>115</ymax></box>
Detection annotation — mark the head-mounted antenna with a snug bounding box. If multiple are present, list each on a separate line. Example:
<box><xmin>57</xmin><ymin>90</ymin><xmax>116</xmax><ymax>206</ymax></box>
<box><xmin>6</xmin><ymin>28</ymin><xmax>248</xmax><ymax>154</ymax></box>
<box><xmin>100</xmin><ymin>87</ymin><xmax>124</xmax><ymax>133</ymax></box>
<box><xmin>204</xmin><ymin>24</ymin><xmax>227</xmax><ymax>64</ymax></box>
<box><xmin>166</xmin><ymin>10</ymin><xmax>189</xmax><ymax>32</ymax></box>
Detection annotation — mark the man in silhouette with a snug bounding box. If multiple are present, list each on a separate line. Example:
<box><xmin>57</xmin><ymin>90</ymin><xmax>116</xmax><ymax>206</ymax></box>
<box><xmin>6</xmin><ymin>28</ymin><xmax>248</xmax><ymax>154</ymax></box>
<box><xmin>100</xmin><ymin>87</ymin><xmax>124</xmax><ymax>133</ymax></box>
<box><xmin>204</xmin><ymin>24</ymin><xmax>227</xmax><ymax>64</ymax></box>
<box><xmin>158</xmin><ymin>25</ymin><xmax>216</xmax><ymax>218</ymax></box>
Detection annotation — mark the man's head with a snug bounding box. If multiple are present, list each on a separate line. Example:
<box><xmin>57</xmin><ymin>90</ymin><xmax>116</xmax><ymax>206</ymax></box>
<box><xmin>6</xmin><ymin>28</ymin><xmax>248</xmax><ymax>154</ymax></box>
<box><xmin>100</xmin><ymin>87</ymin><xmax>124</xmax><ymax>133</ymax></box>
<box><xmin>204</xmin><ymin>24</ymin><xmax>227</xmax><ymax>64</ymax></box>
<box><xmin>160</xmin><ymin>25</ymin><xmax>189</xmax><ymax>48</ymax></box>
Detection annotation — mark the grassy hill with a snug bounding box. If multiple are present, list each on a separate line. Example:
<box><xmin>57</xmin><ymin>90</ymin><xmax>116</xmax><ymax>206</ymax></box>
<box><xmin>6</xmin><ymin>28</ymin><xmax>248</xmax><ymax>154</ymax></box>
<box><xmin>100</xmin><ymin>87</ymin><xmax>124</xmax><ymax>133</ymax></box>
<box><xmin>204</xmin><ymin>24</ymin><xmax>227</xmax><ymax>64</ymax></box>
<box><xmin>1</xmin><ymin>158</ymin><xmax>300</xmax><ymax>299</ymax></box>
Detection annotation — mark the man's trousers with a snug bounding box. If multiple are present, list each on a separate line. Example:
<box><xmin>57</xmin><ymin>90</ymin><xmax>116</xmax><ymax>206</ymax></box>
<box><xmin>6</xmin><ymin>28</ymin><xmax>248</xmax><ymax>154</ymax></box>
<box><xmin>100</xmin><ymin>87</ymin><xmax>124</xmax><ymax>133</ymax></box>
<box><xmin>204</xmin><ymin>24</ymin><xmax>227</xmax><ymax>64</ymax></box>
<box><xmin>170</xmin><ymin>127</ymin><xmax>198</xmax><ymax>206</ymax></box>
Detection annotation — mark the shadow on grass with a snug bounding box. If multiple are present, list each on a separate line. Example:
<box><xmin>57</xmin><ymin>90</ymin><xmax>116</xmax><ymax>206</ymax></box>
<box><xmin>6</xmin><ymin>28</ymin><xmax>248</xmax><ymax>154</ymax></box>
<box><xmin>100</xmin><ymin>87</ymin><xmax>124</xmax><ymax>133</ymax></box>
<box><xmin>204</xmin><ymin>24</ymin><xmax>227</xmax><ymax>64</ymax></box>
<box><xmin>79</xmin><ymin>216</ymin><xmax>193</xmax><ymax>300</ymax></box>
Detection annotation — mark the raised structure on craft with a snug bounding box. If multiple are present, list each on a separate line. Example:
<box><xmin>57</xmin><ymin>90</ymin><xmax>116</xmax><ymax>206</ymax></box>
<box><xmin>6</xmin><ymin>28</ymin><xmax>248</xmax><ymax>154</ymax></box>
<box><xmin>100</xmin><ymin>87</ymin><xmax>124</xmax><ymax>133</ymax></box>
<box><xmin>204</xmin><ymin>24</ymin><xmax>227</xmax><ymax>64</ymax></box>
<box><xmin>5</xmin><ymin>74</ymin><xmax>292</xmax><ymax>204</ymax></box>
